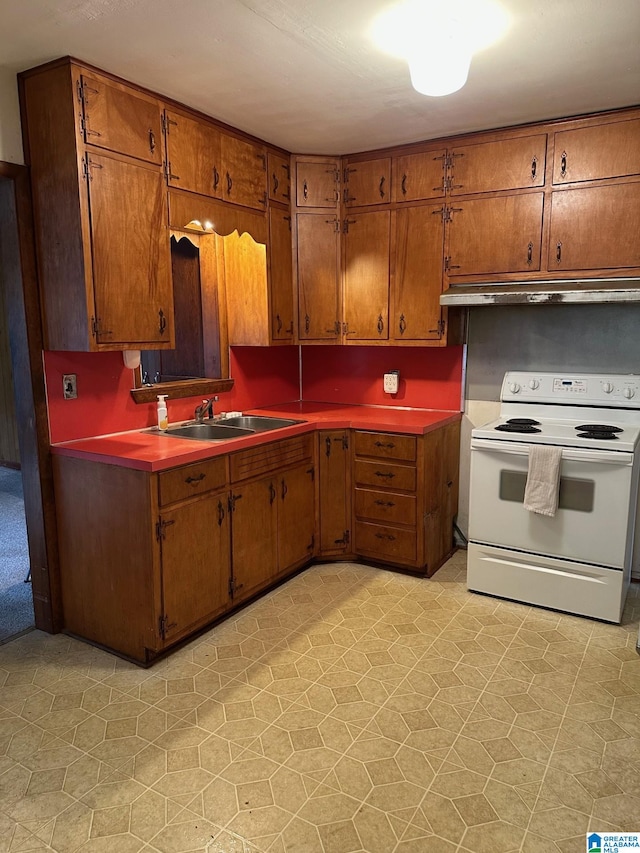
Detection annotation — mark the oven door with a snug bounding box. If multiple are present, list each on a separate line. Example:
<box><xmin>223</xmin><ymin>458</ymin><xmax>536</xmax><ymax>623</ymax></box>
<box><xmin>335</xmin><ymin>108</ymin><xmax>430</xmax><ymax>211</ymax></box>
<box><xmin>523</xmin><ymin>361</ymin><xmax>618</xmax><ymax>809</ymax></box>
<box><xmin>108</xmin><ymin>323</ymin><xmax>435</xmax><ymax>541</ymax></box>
<box><xmin>469</xmin><ymin>438</ymin><xmax>635</xmax><ymax>569</ymax></box>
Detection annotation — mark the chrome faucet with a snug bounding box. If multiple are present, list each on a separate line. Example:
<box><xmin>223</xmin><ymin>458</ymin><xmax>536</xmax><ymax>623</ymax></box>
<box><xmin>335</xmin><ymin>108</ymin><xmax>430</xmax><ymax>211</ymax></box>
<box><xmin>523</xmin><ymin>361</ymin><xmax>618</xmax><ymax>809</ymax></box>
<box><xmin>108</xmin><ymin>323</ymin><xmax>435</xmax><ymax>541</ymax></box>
<box><xmin>194</xmin><ymin>396</ymin><xmax>218</xmax><ymax>423</ymax></box>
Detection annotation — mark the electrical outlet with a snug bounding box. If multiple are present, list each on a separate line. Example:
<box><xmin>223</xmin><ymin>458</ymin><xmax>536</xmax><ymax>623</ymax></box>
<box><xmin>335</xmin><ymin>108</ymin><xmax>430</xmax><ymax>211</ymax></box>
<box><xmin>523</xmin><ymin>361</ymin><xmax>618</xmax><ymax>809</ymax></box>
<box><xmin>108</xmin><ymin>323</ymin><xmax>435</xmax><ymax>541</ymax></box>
<box><xmin>63</xmin><ymin>374</ymin><xmax>77</xmax><ymax>399</ymax></box>
<box><xmin>383</xmin><ymin>370</ymin><xmax>400</xmax><ymax>394</ymax></box>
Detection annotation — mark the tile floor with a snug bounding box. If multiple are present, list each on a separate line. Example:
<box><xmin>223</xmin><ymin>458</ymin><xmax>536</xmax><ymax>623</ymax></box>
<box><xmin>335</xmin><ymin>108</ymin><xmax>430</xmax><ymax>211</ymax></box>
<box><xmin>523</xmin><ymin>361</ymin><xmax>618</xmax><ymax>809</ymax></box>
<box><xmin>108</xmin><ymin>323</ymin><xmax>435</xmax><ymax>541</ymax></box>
<box><xmin>1</xmin><ymin>553</ymin><xmax>639</xmax><ymax>853</ymax></box>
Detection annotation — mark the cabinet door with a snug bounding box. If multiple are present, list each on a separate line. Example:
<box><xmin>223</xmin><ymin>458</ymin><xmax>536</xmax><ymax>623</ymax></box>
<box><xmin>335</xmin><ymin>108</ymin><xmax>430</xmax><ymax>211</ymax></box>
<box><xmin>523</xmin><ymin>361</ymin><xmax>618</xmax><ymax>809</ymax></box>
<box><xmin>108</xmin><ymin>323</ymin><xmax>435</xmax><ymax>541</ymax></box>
<box><xmin>268</xmin><ymin>152</ymin><xmax>291</xmax><ymax>203</ymax></box>
<box><xmin>164</xmin><ymin>110</ymin><xmax>222</xmax><ymax>197</ymax></box>
<box><xmin>393</xmin><ymin>150</ymin><xmax>447</xmax><ymax>202</ymax></box>
<box><xmin>86</xmin><ymin>153</ymin><xmax>173</xmax><ymax>346</ymax></box>
<box><xmin>393</xmin><ymin>205</ymin><xmax>444</xmax><ymax>341</ymax></box>
<box><xmin>159</xmin><ymin>492</ymin><xmax>230</xmax><ymax>645</ymax></box>
<box><xmin>296</xmin><ymin>160</ymin><xmax>340</xmax><ymax>208</ymax></box>
<box><xmin>230</xmin><ymin>478</ymin><xmax>277</xmax><ymax>600</ymax></box>
<box><xmin>447</xmin><ymin>193</ymin><xmax>544</xmax><ymax>276</ymax></box>
<box><xmin>318</xmin><ymin>431</ymin><xmax>351</xmax><ymax>556</ymax></box>
<box><xmin>552</xmin><ymin>118</ymin><xmax>640</xmax><ymax>184</ymax></box>
<box><xmin>80</xmin><ymin>74</ymin><xmax>162</xmax><ymax>165</ymax></box>
<box><xmin>549</xmin><ymin>184</ymin><xmax>640</xmax><ymax>271</ymax></box>
<box><xmin>269</xmin><ymin>209</ymin><xmax>295</xmax><ymax>342</ymax></box>
<box><xmin>343</xmin><ymin>211</ymin><xmax>390</xmax><ymax>341</ymax></box>
<box><xmin>344</xmin><ymin>158</ymin><xmax>391</xmax><ymax>206</ymax></box>
<box><xmin>297</xmin><ymin>214</ymin><xmax>340</xmax><ymax>340</ymax></box>
<box><xmin>221</xmin><ymin>134</ymin><xmax>267</xmax><ymax>210</ymax></box>
<box><xmin>278</xmin><ymin>464</ymin><xmax>316</xmax><ymax>571</ymax></box>
<box><xmin>448</xmin><ymin>135</ymin><xmax>547</xmax><ymax>195</ymax></box>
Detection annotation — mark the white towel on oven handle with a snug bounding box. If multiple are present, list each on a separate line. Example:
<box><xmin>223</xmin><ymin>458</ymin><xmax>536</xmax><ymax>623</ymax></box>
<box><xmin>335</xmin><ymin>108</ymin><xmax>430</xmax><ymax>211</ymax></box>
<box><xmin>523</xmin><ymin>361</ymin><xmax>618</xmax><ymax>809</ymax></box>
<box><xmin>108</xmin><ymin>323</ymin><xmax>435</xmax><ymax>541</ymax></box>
<box><xmin>523</xmin><ymin>445</ymin><xmax>563</xmax><ymax>516</ymax></box>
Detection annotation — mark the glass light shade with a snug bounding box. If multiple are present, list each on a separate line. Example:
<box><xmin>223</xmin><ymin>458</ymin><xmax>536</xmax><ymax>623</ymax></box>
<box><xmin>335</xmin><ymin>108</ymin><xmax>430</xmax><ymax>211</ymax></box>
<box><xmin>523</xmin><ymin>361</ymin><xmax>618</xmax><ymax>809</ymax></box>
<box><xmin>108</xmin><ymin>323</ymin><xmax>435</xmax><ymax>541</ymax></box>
<box><xmin>408</xmin><ymin>49</ymin><xmax>472</xmax><ymax>96</ymax></box>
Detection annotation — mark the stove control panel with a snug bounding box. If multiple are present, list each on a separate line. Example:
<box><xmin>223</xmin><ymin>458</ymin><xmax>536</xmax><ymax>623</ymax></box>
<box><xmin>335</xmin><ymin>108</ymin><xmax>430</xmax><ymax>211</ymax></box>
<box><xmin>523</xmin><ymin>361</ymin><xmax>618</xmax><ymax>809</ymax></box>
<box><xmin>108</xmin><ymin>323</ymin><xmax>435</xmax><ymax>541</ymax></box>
<box><xmin>501</xmin><ymin>372</ymin><xmax>640</xmax><ymax>407</ymax></box>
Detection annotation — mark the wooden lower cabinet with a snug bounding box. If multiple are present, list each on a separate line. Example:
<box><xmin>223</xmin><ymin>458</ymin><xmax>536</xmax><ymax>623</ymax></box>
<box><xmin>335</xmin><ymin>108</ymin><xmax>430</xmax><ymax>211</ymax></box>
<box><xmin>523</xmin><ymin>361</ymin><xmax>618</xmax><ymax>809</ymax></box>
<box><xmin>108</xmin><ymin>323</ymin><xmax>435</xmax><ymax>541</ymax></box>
<box><xmin>317</xmin><ymin>430</ymin><xmax>352</xmax><ymax>557</ymax></box>
<box><xmin>229</xmin><ymin>477</ymin><xmax>278</xmax><ymax>600</ymax></box>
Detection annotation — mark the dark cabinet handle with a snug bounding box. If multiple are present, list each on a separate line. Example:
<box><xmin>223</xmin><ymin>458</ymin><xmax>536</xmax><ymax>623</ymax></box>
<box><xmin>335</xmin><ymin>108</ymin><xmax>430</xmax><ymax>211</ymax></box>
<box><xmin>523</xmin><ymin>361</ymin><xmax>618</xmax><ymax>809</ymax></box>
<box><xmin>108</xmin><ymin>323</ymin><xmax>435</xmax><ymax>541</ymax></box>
<box><xmin>272</xmin><ymin>173</ymin><xmax>279</xmax><ymax>194</ymax></box>
<box><xmin>269</xmin><ymin>483</ymin><xmax>276</xmax><ymax>504</ymax></box>
<box><xmin>401</xmin><ymin>174</ymin><xmax>407</xmax><ymax>196</ymax></box>
<box><xmin>185</xmin><ymin>473</ymin><xmax>206</xmax><ymax>484</ymax></box>
<box><xmin>374</xmin><ymin>441</ymin><xmax>395</xmax><ymax>449</ymax></box>
<box><xmin>303</xmin><ymin>179</ymin><xmax>308</xmax><ymax>200</ymax></box>
<box><xmin>149</xmin><ymin>130</ymin><xmax>156</xmax><ymax>153</ymax></box>
<box><xmin>399</xmin><ymin>314</ymin><xmax>407</xmax><ymax>336</ymax></box>
<box><xmin>158</xmin><ymin>309</ymin><xmax>167</xmax><ymax>335</ymax></box>
<box><xmin>377</xmin><ymin>314</ymin><xmax>384</xmax><ymax>335</ymax></box>
<box><xmin>226</xmin><ymin>172</ymin><xmax>232</xmax><ymax>194</ymax></box>
<box><xmin>527</xmin><ymin>241</ymin><xmax>533</xmax><ymax>265</ymax></box>
<box><xmin>276</xmin><ymin>314</ymin><xmax>282</xmax><ymax>333</ymax></box>
<box><xmin>375</xmin><ymin>532</ymin><xmax>396</xmax><ymax>541</ymax></box>
<box><xmin>325</xmin><ymin>436</ymin><xmax>332</xmax><ymax>457</ymax></box>
<box><xmin>379</xmin><ymin>176</ymin><xmax>386</xmax><ymax>198</ymax></box>
<box><xmin>560</xmin><ymin>151</ymin><xmax>567</xmax><ymax>178</ymax></box>
<box><xmin>281</xmin><ymin>479</ymin><xmax>288</xmax><ymax>500</ymax></box>
<box><xmin>305</xmin><ymin>314</ymin><xmax>310</xmax><ymax>334</ymax></box>
<box><xmin>213</xmin><ymin>167</ymin><xmax>220</xmax><ymax>191</ymax></box>
<box><xmin>374</xmin><ymin>499</ymin><xmax>395</xmax><ymax>507</ymax></box>
<box><xmin>556</xmin><ymin>241</ymin><xmax>563</xmax><ymax>263</ymax></box>
<box><xmin>217</xmin><ymin>500</ymin><xmax>225</xmax><ymax>526</ymax></box>
<box><xmin>531</xmin><ymin>156</ymin><xmax>537</xmax><ymax>180</ymax></box>
<box><xmin>375</xmin><ymin>471</ymin><xmax>395</xmax><ymax>479</ymax></box>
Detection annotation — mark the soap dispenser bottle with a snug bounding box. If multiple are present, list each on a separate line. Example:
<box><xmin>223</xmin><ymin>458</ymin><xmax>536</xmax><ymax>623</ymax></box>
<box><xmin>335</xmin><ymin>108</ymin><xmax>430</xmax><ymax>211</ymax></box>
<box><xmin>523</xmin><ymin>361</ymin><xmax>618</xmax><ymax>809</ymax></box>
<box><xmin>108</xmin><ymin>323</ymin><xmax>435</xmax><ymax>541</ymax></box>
<box><xmin>156</xmin><ymin>395</ymin><xmax>169</xmax><ymax>430</ymax></box>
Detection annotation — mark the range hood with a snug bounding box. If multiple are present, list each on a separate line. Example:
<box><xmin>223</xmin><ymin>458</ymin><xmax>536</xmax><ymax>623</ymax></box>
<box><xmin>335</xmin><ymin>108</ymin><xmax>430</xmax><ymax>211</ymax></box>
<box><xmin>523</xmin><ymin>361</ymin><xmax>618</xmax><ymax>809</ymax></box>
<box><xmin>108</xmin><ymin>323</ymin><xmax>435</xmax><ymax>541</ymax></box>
<box><xmin>440</xmin><ymin>278</ymin><xmax>640</xmax><ymax>306</ymax></box>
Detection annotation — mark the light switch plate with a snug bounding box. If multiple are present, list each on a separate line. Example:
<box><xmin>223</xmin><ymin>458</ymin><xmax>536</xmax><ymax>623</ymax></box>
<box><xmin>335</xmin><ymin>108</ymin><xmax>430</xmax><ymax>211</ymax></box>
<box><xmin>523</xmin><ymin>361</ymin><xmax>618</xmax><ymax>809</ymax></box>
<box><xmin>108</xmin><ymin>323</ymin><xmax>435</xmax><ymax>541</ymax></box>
<box><xmin>383</xmin><ymin>370</ymin><xmax>400</xmax><ymax>394</ymax></box>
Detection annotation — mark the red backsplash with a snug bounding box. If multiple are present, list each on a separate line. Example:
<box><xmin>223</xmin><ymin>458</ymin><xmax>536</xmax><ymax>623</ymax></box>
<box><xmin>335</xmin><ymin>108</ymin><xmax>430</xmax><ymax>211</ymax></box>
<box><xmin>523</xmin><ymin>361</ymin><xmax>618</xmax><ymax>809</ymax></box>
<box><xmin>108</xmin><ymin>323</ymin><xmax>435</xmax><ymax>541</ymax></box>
<box><xmin>302</xmin><ymin>345</ymin><xmax>464</xmax><ymax>411</ymax></box>
<box><xmin>44</xmin><ymin>344</ymin><xmax>462</xmax><ymax>443</ymax></box>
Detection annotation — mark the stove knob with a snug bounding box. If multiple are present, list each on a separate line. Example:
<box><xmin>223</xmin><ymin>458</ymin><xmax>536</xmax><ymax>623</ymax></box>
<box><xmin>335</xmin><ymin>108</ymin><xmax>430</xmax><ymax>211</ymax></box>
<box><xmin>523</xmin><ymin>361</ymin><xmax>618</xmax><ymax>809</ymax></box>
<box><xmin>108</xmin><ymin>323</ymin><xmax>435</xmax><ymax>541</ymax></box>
<box><xmin>509</xmin><ymin>382</ymin><xmax>521</xmax><ymax>394</ymax></box>
<box><xmin>623</xmin><ymin>387</ymin><xmax>635</xmax><ymax>399</ymax></box>
<box><xmin>528</xmin><ymin>379</ymin><xmax>540</xmax><ymax>390</ymax></box>
<box><xmin>602</xmin><ymin>382</ymin><xmax>614</xmax><ymax>393</ymax></box>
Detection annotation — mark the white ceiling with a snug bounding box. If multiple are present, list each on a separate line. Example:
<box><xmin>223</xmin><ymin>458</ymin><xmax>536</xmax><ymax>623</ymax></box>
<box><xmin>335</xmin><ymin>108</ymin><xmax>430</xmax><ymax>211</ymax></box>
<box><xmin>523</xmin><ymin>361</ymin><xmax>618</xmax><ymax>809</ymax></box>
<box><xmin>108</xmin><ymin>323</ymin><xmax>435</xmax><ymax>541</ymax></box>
<box><xmin>2</xmin><ymin>0</ymin><xmax>639</xmax><ymax>155</ymax></box>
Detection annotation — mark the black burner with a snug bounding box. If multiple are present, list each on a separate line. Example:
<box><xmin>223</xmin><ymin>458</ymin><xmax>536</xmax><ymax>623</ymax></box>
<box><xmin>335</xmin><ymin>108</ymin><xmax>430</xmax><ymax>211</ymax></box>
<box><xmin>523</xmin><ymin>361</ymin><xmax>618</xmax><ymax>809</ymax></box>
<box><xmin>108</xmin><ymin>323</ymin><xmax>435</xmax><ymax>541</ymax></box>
<box><xmin>577</xmin><ymin>431</ymin><xmax>619</xmax><ymax>440</ymax></box>
<box><xmin>506</xmin><ymin>418</ymin><xmax>541</xmax><ymax>426</ymax></box>
<box><xmin>495</xmin><ymin>423</ymin><xmax>542</xmax><ymax>434</ymax></box>
<box><xmin>576</xmin><ymin>424</ymin><xmax>623</xmax><ymax>433</ymax></box>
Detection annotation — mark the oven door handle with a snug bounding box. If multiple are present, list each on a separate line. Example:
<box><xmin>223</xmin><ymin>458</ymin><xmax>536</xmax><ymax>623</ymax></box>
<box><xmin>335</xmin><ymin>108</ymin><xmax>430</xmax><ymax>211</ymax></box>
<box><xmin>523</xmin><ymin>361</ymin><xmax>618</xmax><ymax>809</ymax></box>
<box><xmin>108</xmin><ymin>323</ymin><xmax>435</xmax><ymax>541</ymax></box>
<box><xmin>470</xmin><ymin>438</ymin><xmax>634</xmax><ymax>466</ymax></box>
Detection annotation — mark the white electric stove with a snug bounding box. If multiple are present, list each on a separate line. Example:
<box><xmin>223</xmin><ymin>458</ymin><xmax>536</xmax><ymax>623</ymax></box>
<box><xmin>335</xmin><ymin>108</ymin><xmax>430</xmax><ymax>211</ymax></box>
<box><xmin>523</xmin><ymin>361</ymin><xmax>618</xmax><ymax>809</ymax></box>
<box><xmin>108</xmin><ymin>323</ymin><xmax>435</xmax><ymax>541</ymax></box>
<box><xmin>468</xmin><ymin>372</ymin><xmax>640</xmax><ymax>622</ymax></box>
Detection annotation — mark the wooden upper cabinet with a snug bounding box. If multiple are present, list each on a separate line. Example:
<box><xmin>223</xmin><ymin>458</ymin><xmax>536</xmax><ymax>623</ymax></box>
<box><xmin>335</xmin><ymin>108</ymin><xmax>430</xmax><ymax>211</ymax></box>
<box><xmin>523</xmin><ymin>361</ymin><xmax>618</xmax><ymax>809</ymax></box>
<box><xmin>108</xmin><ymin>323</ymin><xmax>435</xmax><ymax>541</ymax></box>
<box><xmin>220</xmin><ymin>133</ymin><xmax>268</xmax><ymax>210</ymax></box>
<box><xmin>268</xmin><ymin>209</ymin><xmax>294</xmax><ymax>342</ymax></box>
<box><xmin>343</xmin><ymin>210</ymin><xmax>390</xmax><ymax>341</ymax></box>
<box><xmin>548</xmin><ymin>183</ymin><xmax>640</xmax><ymax>271</ymax></box>
<box><xmin>79</xmin><ymin>74</ymin><xmax>163</xmax><ymax>165</ymax></box>
<box><xmin>393</xmin><ymin>205</ymin><xmax>444</xmax><ymax>342</ymax></box>
<box><xmin>296</xmin><ymin>159</ymin><xmax>340</xmax><ymax>208</ymax></box>
<box><xmin>164</xmin><ymin>110</ymin><xmax>221</xmax><ymax>197</ymax></box>
<box><xmin>344</xmin><ymin>158</ymin><xmax>391</xmax><ymax>206</ymax></box>
<box><xmin>296</xmin><ymin>213</ymin><xmax>340</xmax><ymax>340</ymax></box>
<box><xmin>393</xmin><ymin>149</ymin><xmax>447</xmax><ymax>202</ymax></box>
<box><xmin>268</xmin><ymin>152</ymin><xmax>291</xmax><ymax>203</ymax></box>
<box><xmin>552</xmin><ymin>117</ymin><xmax>640</xmax><ymax>185</ymax></box>
<box><xmin>447</xmin><ymin>192</ymin><xmax>544</xmax><ymax>276</ymax></box>
<box><xmin>448</xmin><ymin>135</ymin><xmax>547</xmax><ymax>195</ymax></box>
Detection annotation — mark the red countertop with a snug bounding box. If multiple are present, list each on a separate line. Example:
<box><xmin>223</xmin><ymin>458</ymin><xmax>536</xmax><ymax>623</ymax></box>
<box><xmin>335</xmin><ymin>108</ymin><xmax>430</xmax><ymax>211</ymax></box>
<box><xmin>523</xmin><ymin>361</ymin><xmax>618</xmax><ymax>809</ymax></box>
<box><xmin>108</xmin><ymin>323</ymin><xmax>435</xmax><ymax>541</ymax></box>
<box><xmin>50</xmin><ymin>402</ymin><xmax>462</xmax><ymax>472</ymax></box>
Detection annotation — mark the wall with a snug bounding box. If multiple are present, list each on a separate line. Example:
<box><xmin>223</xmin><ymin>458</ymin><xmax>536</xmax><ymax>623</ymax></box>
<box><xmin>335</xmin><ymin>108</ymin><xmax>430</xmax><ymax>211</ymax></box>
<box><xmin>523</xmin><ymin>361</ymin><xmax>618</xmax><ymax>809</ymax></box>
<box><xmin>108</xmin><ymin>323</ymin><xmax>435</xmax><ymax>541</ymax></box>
<box><xmin>0</xmin><ymin>244</ymin><xmax>20</xmax><ymax>465</ymax></box>
<box><xmin>458</xmin><ymin>303</ymin><xmax>640</xmax><ymax>537</ymax></box>
<box><xmin>0</xmin><ymin>69</ymin><xmax>24</xmax><ymax>165</ymax></box>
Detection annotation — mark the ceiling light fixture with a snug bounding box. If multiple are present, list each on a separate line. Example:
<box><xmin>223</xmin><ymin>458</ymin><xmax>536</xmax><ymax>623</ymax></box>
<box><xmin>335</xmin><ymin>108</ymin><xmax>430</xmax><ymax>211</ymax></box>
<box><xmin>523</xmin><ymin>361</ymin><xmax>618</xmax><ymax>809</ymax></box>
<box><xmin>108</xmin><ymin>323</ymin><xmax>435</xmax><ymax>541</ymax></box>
<box><xmin>370</xmin><ymin>0</ymin><xmax>510</xmax><ymax>97</ymax></box>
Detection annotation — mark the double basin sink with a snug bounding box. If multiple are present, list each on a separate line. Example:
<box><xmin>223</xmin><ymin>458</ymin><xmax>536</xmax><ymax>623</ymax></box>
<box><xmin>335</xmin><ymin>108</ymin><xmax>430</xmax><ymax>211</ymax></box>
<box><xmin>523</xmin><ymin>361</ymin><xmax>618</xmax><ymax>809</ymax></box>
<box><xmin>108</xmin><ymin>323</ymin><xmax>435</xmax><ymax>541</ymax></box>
<box><xmin>162</xmin><ymin>415</ymin><xmax>305</xmax><ymax>441</ymax></box>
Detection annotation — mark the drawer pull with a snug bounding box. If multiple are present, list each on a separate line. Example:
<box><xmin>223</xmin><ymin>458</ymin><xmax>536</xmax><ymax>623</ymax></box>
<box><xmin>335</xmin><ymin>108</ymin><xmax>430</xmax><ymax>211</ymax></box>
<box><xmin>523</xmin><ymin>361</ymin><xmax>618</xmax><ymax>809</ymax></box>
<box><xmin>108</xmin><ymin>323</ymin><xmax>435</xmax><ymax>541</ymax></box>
<box><xmin>375</xmin><ymin>471</ymin><xmax>395</xmax><ymax>479</ymax></box>
<box><xmin>217</xmin><ymin>500</ymin><xmax>225</xmax><ymax>526</ymax></box>
<box><xmin>374</xmin><ymin>499</ymin><xmax>395</xmax><ymax>507</ymax></box>
<box><xmin>375</xmin><ymin>532</ymin><xmax>396</xmax><ymax>541</ymax></box>
<box><xmin>185</xmin><ymin>473</ymin><xmax>206</xmax><ymax>485</ymax></box>
<box><xmin>269</xmin><ymin>482</ymin><xmax>276</xmax><ymax>505</ymax></box>
<box><xmin>374</xmin><ymin>441</ymin><xmax>395</xmax><ymax>449</ymax></box>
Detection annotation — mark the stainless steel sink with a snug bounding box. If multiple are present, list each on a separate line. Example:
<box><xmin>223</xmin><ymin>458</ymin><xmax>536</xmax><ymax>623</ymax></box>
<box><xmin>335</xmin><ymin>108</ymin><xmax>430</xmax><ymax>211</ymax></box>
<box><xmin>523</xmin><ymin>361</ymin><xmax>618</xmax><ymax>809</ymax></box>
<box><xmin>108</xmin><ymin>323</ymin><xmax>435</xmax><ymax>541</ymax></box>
<box><xmin>218</xmin><ymin>415</ymin><xmax>305</xmax><ymax>432</ymax></box>
<box><xmin>163</xmin><ymin>423</ymin><xmax>255</xmax><ymax>441</ymax></box>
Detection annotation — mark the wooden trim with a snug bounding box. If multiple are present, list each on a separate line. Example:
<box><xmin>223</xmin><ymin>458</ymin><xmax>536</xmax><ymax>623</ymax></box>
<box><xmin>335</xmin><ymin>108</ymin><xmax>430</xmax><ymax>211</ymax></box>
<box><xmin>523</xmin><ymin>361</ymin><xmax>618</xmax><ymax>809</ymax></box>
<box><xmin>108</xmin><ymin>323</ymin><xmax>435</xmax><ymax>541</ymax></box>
<box><xmin>130</xmin><ymin>377</ymin><xmax>234</xmax><ymax>404</ymax></box>
<box><xmin>0</xmin><ymin>162</ymin><xmax>62</xmax><ymax>632</ymax></box>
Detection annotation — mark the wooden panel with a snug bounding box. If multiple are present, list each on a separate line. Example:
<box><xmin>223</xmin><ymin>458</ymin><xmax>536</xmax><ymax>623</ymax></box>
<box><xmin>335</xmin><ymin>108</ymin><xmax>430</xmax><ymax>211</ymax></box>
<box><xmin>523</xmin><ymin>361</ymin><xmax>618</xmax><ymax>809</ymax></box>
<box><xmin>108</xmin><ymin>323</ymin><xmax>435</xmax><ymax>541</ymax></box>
<box><xmin>393</xmin><ymin>205</ymin><xmax>444</xmax><ymax>341</ymax></box>
<box><xmin>548</xmin><ymin>183</ymin><xmax>640</xmax><ymax>271</ymax></box>
<box><xmin>355</xmin><ymin>521</ymin><xmax>417</xmax><ymax>564</ymax></box>
<box><xmin>343</xmin><ymin>210</ymin><xmax>390</xmax><ymax>341</ymax></box>
<box><xmin>230</xmin><ymin>435</ymin><xmax>313</xmax><ymax>483</ymax></box>
<box><xmin>268</xmin><ymin>152</ymin><xmax>291</xmax><ymax>203</ymax></box>
<box><xmin>296</xmin><ymin>214</ymin><xmax>340</xmax><ymax>340</ymax></box>
<box><xmin>223</xmin><ymin>232</ymin><xmax>269</xmax><ymax>347</ymax></box>
<box><xmin>278</xmin><ymin>464</ymin><xmax>315</xmax><ymax>570</ymax></box>
<box><xmin>318</xmin><ymin>430</ymin><xmax>351</xmax><ymax>555</ymax></box>
<box><xmin>449</xmin><ymin>135</ymin><xmax>547</xmax><ymax>195</ymax></box>
<box><xmin>393</xmin><ymin>150</ymin><xmax>447</xmax><ymax>202</ymax></box>
<box><xmin>81</xmin><ymin>74</ymin><xmax>162</xmax><ymax>165</ymax></box>
<box><xmin>168</xmin><ymin>190</ymin><xmax>268</xmax><ymax>243</ymax></box>
<box><xmin>354</xmin><ymin>460</ymin><xmax>417</xmax><ymax>492</ymax></box>
<box><xmin>423</xmin><ymin>420</ymin><xmax>460</xmax><ymax>575</ymax></box>
<box><xmin>158</xmin><ymin>456</ymin><xmax>227</xmax><ymax>506</ymax></box>
<box><xmin>447</xmin><ymin>193</ymin><xmax>544</xmax><ymax>275</ymax></box>
<box><xmin>230</xmin><ymin>477</ymin><xmax>277</xmax><ymax>600</ymax></box>
<box><xmin>553</xmin><ymin>118</ymin><xmax>640</xmax><ymax>184</ymax></box>
<box><xmin>159</xmin><ymin>491</ymin><xmax>230</xmax><ymax>644</ymax></box>
<box><xmin>354</xmin><ymin>488</ymin><xmax>416</xmax><ymax>526</ymax></box>
<box><xmin>296</xmin><ymin>160</ymin><xmax>340</xmax><ymax>208</ymax></box>
<box><xmin>354</xmin><ymin>431</ymin><xmax>417</xmax><ymax>462</ymax></box>
<box><xmin>87</xmin><ymin>153</ymin><xmax>173</xmax><ymax>346</ymax></box>
<box><xmin>268</xmin><ymin>209</ymin><xmax>294</xmax><ymax>342</ymax></box>
<box><xmin>344</xmin><ymin>158</ymin><xmax>391</xmax><ymax>206</ymax></box>
<box><xmin>164</xmin><ymin>110</ymin><xmax>221</xmax><ymax>197</ymax></box>
<box><xmin>220</xmin><ymin>133</ymin><xmax>267</xmax><ymax>211</ymax></box>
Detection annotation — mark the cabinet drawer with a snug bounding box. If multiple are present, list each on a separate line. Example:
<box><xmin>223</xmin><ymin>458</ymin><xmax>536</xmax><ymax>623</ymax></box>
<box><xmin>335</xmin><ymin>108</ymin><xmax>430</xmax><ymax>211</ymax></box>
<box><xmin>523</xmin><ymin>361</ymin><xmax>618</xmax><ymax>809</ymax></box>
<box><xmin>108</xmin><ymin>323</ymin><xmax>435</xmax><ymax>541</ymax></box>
<box><xmin>354</xmin><ymin>431</ymin><xmax>416</xmax><ymax>462</ymax></box>
<box><xmin>355</xmin><ymin>488</ymin><xmax>416</xmax><ymax>526</ymax></box>
<box><xmin>158</xmin><ymin>457</ymin><xmax>227</xmax><ymax>506</ymax></box>
<box><xmin>230</xmin><ymin>435</ymin><xmax>313</xmax><ymax>483</ymax></box>
<box><xmin>354</xmin><ymin>460</ymin><xmax>417</xmax><ymax>492</ymax></box>
<box><xmin>355</xmin><ymin>521</ymin><xmax>417</xmax><ymax>564</ymax></box>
